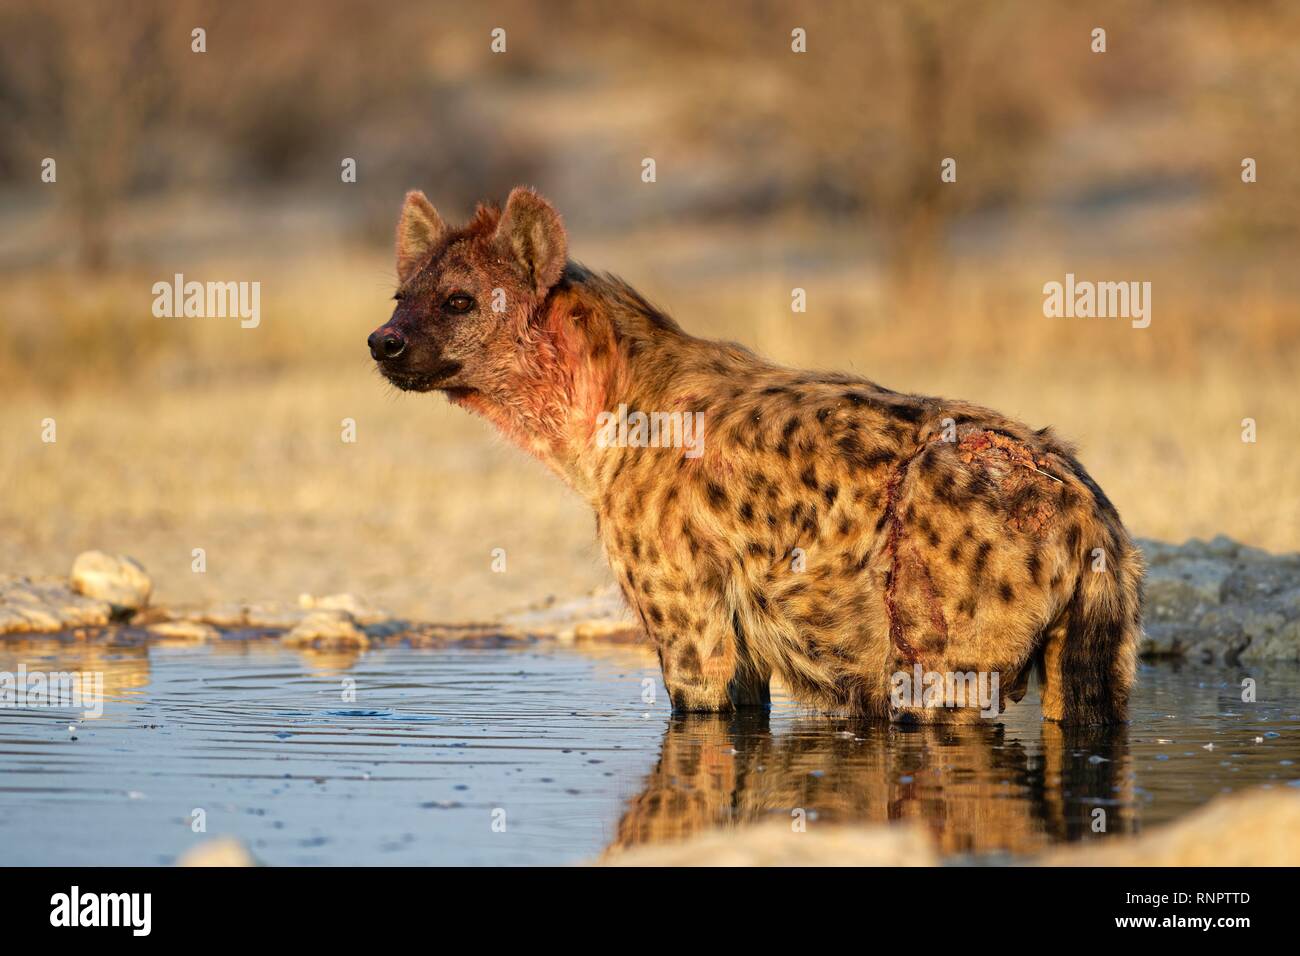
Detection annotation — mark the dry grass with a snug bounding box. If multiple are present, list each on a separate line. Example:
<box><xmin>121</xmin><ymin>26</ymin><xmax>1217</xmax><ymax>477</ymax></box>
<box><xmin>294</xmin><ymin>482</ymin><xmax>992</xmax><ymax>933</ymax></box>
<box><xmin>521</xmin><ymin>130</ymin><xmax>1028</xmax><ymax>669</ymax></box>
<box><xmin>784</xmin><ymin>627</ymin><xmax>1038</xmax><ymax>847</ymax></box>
<box><xmin>1</xmin><ymin>226</ymin><xmax>1297</xmax><ymax>619</ymax></box>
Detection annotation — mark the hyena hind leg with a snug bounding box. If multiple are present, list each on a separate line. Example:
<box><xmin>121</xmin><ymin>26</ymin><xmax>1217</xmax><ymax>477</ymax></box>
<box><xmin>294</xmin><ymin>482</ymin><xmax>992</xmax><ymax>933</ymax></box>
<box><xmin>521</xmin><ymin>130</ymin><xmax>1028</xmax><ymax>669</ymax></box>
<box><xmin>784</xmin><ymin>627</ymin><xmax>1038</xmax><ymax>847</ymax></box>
<box><xmin>1037</xmin><ymin>588</ymin><xmax>1137</xmax><ymax>725</ymax></box>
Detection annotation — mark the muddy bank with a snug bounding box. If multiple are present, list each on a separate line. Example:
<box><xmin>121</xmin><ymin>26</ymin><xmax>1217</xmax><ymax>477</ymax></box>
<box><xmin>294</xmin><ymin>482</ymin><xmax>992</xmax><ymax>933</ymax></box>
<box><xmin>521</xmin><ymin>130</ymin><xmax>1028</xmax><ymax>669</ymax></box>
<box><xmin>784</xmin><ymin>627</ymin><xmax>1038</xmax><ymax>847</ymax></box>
<box><xmin>3</xmin><ymin>539</ymin><xmax>1298</xmax><ymax>662</ymax></box>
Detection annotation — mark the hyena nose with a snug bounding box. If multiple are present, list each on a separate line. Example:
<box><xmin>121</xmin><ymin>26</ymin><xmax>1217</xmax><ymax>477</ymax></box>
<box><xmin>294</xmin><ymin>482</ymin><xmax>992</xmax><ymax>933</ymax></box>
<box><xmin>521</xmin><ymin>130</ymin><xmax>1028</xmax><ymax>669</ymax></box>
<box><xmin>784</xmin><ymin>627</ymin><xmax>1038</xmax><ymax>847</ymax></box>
<box><xmin>368</xmin><ymin>328</ymin><xmax>406</xmax><ymax>360</ymax></box>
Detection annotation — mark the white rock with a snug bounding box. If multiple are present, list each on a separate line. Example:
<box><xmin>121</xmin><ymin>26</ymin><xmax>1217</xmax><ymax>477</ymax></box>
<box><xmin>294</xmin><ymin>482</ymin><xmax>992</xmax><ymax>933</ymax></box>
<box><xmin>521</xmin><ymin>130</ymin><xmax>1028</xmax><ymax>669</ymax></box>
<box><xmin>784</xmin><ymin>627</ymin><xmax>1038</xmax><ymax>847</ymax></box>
<box><xmin>283</xmin><ymin>609</ymin><xmax>369</xmax><ymax>648</ymax></box>
<box><xmin>147</xmin><ymin>620</ymin><xmax>218</xmax><ymax>642</ymax></box>
<box><xmin>297</xmin><ymin>592</ymin><xmax>389</xmax><ymax>625</ymax></box>
<box><xmin>70</xmin><ymin>551</ymin><xmax>152</xmax><ymax>611</ymax></box>
<box><xmin>178</xmin><ymin>837</ymin><xmax>257</xmax><ymax>867</ymax></box>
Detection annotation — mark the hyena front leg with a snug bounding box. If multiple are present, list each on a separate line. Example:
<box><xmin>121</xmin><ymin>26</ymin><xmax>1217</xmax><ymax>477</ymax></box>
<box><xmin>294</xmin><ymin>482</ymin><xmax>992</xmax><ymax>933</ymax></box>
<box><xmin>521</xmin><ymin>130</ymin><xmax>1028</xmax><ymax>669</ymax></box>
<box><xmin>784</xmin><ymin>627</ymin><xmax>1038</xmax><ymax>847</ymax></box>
<box><xmin>653</xmin><ymin>606</ymin><xmax>769</xmax><ymax>713</ymax></box>
<box><xmin>1037</xmin><ymin>615</ymin><xmax>1069</xmax><ymax>723</ymax></box>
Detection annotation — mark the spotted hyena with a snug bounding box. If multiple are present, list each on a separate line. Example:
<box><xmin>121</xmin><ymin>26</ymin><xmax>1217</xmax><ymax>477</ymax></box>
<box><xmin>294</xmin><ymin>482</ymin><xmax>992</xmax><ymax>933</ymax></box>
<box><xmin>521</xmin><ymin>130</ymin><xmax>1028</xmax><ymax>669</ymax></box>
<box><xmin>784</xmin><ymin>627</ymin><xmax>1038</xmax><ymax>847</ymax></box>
<box><xmin>369</xmin><ymin>187</ymin><xmax>1143</xmax><ymax>725</ymax></box>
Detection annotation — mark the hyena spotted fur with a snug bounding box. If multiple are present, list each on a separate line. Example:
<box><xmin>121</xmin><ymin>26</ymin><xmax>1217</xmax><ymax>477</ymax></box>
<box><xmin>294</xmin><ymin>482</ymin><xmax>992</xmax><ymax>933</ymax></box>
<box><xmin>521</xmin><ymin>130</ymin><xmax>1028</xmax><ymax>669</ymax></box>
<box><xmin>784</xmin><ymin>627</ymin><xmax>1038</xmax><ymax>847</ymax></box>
<box><xmin>369</xmin><ymin>187</ymin><xmax>1144</xmax><ymax>725</ymax></box>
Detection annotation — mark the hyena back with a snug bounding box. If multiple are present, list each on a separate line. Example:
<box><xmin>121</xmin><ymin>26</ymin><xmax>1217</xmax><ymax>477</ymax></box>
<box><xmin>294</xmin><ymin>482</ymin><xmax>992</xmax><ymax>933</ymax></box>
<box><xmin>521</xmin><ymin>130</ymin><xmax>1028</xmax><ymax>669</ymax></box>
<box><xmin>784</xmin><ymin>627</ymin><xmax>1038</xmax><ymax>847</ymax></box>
<box><xmin>369</xmin><ymin>187</ymin><xmax>1143</xmax><ymax>725</ymax></box>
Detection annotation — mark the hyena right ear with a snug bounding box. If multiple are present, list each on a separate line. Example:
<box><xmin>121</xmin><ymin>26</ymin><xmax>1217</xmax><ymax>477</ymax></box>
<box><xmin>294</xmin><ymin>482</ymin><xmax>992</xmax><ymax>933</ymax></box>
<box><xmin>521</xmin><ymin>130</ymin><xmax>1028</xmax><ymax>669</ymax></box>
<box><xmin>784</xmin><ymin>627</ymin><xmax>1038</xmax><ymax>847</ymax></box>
<box><xmin>494</xmin><ymin>186</ymin><xmax>567</xmax><ymax>295</ymax></box>
<box><xmin>395</xmin><ymin>190</ymin><xmax>447</xmax><ymax>283</ymax></box>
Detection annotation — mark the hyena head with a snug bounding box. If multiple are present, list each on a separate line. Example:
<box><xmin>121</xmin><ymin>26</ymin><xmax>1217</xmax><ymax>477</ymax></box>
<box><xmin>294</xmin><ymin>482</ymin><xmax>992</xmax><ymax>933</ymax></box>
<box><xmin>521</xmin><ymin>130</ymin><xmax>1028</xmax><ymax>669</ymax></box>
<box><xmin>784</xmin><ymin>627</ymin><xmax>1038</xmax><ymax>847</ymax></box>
<box><xmin>368</xmin><ymin>186</ymin><xmax>568</xmax><ymax>396</ymax></box>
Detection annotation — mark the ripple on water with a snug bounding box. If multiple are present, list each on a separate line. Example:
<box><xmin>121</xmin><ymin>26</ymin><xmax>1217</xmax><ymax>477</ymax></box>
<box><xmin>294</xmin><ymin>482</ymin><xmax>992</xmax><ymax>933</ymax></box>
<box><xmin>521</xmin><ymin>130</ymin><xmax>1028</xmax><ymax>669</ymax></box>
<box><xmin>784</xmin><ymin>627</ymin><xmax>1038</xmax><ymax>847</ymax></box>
<box><xmin>0</xmin><ymin>641</ymin><xmax>1297</xmax><ymax>864</ymax></box>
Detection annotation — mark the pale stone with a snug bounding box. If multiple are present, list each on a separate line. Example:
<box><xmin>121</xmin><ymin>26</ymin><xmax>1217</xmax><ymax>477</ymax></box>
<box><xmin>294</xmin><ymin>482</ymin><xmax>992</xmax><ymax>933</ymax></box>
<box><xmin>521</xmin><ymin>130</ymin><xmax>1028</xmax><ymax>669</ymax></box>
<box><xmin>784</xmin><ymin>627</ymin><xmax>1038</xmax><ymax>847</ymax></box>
<box><xmin>70</xmin><ymin>551</ymin><xmax>152</xmax><ymax>611</ymax></box>
<box><xmin>177</xmin><ymin>836</ymin><xmax>257</xmax><ymax>867</ymax></box>
<box><xmin>1041</xmin><ymin>788</ymin><xmax>1300</xmax><ymax>866</ymax></box>
<box><xmin>282</xmin><ymin>609</ymin><xmax>369</xmax><ymax>648</ymax></box>
<box><xmin>298</xmin><ymin>592</ymin><xmax>390</xmax><ymax>624</ymax></box>
<box><xmin>599</xmin><ymin>820</ymin><xmax>938</xmax><ymax>866</ymax></box>
<box><xmin>147</xmin><ymin>620</ymin><xmax>218</xmax><ymax>642</ymax></box>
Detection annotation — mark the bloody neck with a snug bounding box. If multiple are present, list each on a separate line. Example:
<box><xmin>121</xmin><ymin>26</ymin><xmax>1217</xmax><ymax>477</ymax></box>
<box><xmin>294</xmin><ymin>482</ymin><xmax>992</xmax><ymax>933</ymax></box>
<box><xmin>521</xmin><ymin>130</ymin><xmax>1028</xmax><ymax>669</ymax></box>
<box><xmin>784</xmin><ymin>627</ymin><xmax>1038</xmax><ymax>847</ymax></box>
<box><xmin>446</xmin><ymin>276</ymin><xmax>662</xmax><ymax>501</ymax></box>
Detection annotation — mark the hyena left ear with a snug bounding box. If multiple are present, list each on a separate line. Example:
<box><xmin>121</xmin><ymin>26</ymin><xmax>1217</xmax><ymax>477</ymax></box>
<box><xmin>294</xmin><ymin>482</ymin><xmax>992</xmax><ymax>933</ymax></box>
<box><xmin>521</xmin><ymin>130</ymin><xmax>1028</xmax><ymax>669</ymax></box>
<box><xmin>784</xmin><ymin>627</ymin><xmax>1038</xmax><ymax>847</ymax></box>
<box><xmin>493</xmin><ymin>186</ymin><xmax>567</xmax><ymax>295</ymax></box>
<box><xmin>396</xmin><ymin>190</ymin><xmax>447</xmax><ymax>284</ymax></box>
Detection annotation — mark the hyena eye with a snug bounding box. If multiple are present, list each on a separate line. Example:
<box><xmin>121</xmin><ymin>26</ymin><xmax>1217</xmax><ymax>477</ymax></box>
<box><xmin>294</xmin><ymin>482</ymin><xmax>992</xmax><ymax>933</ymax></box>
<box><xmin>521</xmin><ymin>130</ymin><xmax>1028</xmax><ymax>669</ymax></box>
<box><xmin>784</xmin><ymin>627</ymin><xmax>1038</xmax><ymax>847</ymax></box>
<box><xmin>445</xmin><ymin>293</ymin><xmax>474</xmax><ymax>313</ymax></box>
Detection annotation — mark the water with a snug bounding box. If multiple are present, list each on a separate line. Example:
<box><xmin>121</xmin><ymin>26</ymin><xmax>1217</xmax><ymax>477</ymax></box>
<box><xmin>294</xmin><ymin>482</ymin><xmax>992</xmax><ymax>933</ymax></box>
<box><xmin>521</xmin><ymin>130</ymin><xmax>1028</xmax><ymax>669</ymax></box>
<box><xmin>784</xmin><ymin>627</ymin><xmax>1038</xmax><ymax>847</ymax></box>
<box><xmin>1</xmin><ymin>632</ymin><xmax>1298</xmax><ymax>865</ymax></box>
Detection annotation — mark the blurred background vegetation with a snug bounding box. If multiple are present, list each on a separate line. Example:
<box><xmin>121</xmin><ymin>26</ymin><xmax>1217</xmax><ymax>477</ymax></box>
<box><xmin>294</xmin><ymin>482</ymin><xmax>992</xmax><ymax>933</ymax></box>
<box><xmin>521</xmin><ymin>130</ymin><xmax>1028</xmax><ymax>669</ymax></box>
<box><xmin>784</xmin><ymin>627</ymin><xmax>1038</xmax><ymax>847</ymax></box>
<box><xmin>1</xmin><ymin>0</ymin><xmax>1297</xmax><ymax>618</ymax></box>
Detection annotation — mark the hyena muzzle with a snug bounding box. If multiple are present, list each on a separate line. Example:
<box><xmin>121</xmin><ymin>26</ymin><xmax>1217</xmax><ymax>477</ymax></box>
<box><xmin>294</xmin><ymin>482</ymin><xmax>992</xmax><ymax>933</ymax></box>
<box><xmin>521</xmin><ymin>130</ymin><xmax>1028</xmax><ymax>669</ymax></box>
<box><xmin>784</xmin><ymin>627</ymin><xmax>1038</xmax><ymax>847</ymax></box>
<box><xmin>369</xmin><ymin>186</ymin><xmax>1143</xmax><ymax>725</ymax></box>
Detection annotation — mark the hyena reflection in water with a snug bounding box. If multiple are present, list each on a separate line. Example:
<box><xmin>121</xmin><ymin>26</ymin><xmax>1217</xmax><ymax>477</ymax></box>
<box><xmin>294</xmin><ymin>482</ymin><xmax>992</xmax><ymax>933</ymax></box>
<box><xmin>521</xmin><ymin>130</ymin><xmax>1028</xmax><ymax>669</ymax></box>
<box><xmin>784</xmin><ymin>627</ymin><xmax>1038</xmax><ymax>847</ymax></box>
<box><xmin>606</xmin><ymin>715</ymin><xmax>1134</xmax><ymax>859</ymax></box>
<box><xmin>369</xmin><ymin>186</ymin><xmax>1143</xmax><ymax>724</ymax></box>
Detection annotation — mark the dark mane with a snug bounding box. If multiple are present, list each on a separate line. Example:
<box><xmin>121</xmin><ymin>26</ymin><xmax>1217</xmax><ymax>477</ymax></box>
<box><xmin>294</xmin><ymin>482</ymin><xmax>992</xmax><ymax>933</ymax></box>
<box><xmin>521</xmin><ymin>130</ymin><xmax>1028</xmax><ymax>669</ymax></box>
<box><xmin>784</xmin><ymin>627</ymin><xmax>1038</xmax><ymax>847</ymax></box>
<box><xmin>558</xmin><ymin>261</ymin><xmax>682</xmax><ymax>335</ymax></box>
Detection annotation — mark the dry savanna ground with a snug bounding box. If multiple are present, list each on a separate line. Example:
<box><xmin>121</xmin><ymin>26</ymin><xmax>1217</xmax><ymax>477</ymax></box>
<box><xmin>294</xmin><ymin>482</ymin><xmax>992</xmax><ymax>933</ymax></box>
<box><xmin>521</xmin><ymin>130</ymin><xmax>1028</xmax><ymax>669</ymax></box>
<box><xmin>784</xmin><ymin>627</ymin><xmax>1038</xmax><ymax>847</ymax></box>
<box><xmin>2</xmin><ymin>215</ymin><xmax>1297</xmax><ymax>621</ymax></box>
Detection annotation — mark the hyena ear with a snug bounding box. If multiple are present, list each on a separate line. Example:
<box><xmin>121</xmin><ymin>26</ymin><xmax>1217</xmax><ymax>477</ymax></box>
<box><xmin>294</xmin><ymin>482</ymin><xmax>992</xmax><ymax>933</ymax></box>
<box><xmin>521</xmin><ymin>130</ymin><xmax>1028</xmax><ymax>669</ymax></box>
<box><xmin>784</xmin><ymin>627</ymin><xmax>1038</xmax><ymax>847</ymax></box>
<box><xmin>493</xmin><ymin>186</ymin><xmax>567</xmax><ymax>295</ymax></box>
<box><xmin>395</xmin><ymin>190</ymin><xmax>447</xmax><ymax>284</ymax></box>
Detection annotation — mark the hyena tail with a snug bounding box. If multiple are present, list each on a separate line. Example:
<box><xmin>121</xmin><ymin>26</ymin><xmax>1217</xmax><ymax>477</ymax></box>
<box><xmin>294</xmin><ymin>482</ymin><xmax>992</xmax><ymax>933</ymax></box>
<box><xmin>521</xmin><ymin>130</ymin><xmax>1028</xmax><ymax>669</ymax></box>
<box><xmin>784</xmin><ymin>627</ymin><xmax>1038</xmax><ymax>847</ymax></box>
<box><xmin>1045</xmin><ymin>535</ymin><xmax>1144</xmax><ymax>725</ymax></box>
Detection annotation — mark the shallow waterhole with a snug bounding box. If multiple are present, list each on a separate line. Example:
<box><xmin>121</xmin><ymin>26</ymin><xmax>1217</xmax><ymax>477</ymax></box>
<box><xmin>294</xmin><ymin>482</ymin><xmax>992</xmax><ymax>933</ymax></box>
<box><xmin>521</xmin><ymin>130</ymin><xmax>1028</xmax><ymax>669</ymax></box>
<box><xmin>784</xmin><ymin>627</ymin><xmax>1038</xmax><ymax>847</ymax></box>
<box><xmin>0</xmin><ymin>634</ymin><xmax>1297</xmax><ymax>865</ymax></box>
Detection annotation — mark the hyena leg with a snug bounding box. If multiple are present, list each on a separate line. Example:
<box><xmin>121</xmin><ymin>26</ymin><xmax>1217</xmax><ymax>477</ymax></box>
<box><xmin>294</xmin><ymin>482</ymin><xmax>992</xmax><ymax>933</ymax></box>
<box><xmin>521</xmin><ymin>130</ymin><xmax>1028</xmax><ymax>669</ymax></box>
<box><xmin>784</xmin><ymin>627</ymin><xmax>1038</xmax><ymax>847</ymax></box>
<box><xmin>656</xmin><ymin>615</ymin><xmax>768</xmax><ymax>713</ymax></box>
<box><xmin>1037</xmin><ymin>616</ymin><xmax>1068</xmax><ymax>723</ymax></box>
<box><xmin>1038</xmin><ymin>584</ymin><xmax>1137</xmax><ymax>725</ymax></box>
<box><xmin>727</xmin><ymin>658</ymin><xmax>772</xmax><ymax>710</ymax></box>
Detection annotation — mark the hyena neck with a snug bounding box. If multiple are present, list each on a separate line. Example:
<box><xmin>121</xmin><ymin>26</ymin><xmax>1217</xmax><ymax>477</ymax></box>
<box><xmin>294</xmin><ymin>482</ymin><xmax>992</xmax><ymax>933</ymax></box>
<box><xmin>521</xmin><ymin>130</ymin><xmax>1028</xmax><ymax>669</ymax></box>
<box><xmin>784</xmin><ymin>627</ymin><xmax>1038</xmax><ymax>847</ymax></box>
<box><xmin>452</xmin><ymin>264</ymin><xmax>691</xmax><ymax>499</ymax></box>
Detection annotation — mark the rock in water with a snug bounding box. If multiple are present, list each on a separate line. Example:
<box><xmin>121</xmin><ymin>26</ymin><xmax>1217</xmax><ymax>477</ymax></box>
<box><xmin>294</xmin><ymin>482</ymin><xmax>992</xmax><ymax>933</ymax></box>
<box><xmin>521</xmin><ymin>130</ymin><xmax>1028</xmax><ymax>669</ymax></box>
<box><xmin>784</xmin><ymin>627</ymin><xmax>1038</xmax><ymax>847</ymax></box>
<box><xmin>69</xmin><ymin>551</ymin><xmax>152</xmax><ymax>613</ymax></box>
<box><xmin>1041</xmin><ymin>788</ymin><xmax>1300</xmax><ymax>866</ymax></box>
<box><xmin>598</xmin><ymin>820</ymin><xmax>939</xmax><ymax>866</ymax></box>
<box><xmin>147</xmin><ymin>620</ymin><xmax>218</xmax><ymax>642</ymax></box>
<box><xmin>298</xmin><ymin>592</ymin><xmax>391</xmax><ymax>625</ymax></box>
<box><xmin>177</xmin><ymin>837</ymin><xmax>257</xmax><ymax>867</ymax></box>
<box><xmin>283</xmin><ymin>609</ymin><xmax>370</xmax><ymax>648</ymax></box>
<box><xmin>0</xmin><ymin>576</ymin><xmax>113</xmax><ymax>634</ymax></box>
